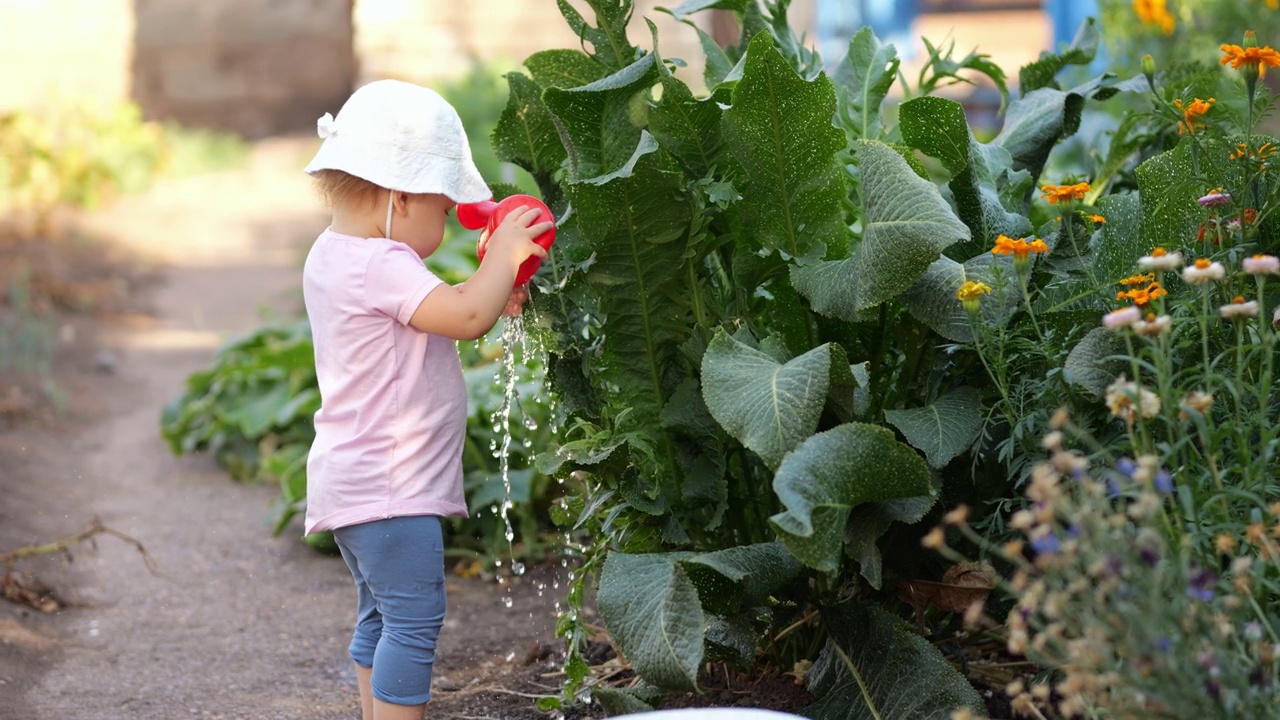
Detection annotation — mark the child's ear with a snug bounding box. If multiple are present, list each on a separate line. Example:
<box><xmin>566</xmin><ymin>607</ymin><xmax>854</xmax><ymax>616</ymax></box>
<box><xmin>393</xmin><ymin>191</ymin><xmax>411</xmax><ymax>214</ymax></box>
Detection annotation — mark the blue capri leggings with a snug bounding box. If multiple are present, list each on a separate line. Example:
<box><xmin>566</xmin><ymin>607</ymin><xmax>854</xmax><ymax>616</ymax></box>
<box><xmin>332</xmin><ymin>515</ymin><xmax>446</xmax><ymax>706</ymax></box>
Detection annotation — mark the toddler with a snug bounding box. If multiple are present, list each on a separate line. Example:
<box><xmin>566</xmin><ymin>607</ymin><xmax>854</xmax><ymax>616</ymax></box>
<box><xmin>300</xmin><ymin>79</ymin><xmax>552</xmax><ymax>720</ymax></box>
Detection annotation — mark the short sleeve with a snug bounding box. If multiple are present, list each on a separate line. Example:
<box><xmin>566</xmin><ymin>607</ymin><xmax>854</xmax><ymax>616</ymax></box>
<box><xmin>364</xmin><ymin>242</ymin><xmax>445</xmax><ymax>325</ymax></box>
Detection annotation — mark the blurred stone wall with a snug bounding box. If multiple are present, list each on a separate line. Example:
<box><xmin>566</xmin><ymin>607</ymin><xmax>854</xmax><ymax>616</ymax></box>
<box><xmin>351</xmin><ymin>0</ymin><xmax>788</xmax><ymax>93</ymax></box>
<box><xmin>131</xmin><ymin>0</ymin><xmax>357</xmax><ymax>138</ymax></box>
<box><xmin>0</xmin><ymin>0</ymin><xmax>134</xmax><ymax>112</ymax></box>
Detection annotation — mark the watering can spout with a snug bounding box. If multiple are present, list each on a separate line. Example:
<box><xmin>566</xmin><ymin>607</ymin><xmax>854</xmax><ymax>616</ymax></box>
<box><xmin>460</xmin><ymin>194</ymin><xmax>556</xmax><ymax>287</ymax></box>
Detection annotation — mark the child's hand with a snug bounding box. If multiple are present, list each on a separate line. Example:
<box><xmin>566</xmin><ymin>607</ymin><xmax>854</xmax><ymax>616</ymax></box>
<box><xmin>502</xmin><ymin>285</ymin><xmax>530</xmax><ymax>317</ymax></box>
<box><xmin>482</xmin><ymin>206</ymin><xmax>553</xmax><ymax>274</ymax></box>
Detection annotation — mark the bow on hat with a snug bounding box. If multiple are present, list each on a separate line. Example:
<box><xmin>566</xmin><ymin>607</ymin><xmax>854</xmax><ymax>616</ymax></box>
<box><xmin>317</xmin><ymin>113</ymin><xmax>338</xmax><ymax>139</ymax></box>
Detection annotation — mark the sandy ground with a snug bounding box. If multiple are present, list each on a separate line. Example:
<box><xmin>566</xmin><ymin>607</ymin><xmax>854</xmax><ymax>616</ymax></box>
<box><xmin>0</xmin><ymin>138</ymin><xmax>573</xmax><ymax>720</ymax></box>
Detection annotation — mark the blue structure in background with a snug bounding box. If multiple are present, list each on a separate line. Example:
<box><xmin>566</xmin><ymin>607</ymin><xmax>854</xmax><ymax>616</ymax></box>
<box><xmin>815</xmin><ymin>0</ymin><xmax>1102</xmax><ymax>70</ymax></box>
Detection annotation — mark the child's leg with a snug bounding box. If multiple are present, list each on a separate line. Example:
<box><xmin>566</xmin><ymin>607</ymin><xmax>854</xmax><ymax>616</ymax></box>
<box><xmin>334</xmin><ymin>533</ymin><xmax>385</xmax><ymax>720</ymax></box>
<box><xmin>334</xmin><ymin>516</ymin><xmax>447</xmax><ymax>716</ymax></box>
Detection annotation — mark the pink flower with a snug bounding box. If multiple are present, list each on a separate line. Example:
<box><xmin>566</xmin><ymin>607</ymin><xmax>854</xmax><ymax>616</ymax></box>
<box><xmin>1103</xmin><ymin>306</ymin><xmax>1142</xmax><ymax>330</ymax></box>
<box><xmin>1198</xmin><ymin>189</ymin><xmax>1232</xmax><ymax>207</ymax></box>
<box><xmin>1244</xmin><ymin>254</ymin><xmax>1280</xmax><ymax>275</ymax></box>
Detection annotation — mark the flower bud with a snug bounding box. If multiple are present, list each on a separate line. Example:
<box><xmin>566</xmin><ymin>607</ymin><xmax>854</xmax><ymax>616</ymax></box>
<box><xmin>1245</xmin><ymin>30</ymin><xmax>1259</xmax><ymax>50</ymax></box>
<box><xmin>1142</xmin><ymin>54</ymin><xmax>1157</xmax><ymax>90</ymax></box>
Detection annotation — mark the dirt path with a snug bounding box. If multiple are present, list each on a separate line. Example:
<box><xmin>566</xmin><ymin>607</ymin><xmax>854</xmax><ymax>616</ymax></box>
<box><xmin>0</xmin><ymin>138</ymin><xmax>573</xmax><ymax>720</ymax></box>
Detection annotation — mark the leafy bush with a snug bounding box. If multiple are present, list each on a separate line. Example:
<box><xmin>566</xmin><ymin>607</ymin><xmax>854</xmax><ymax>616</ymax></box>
<box><xmin>487</xmin><ymin>1</ymin><xmax>1166</xmax><ymax>715</ymax></box>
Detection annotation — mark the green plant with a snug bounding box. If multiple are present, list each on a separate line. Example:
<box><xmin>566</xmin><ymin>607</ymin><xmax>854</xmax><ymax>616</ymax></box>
<box><xmin>488</xmin><ymin>1</ymin><xmax>1156</xmax><ymax>715</ymax></box>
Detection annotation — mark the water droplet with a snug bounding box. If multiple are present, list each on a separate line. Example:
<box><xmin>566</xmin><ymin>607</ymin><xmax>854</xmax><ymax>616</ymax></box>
<box><xmin>512</xmin><ymin>561</ymin><xmax>526</xmax><ymax>576</ymax></box>
<box><xmin>502</xmin><ymin>596</ymin><xmax>514</xmax><ymax>609</ymax></box>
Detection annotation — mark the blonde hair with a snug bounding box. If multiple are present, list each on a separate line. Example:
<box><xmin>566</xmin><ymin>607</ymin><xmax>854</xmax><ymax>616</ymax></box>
<box><xmin>313</xmin><ymin>169</ymin><xmax>385</xmax><ymax>209</ymax></box>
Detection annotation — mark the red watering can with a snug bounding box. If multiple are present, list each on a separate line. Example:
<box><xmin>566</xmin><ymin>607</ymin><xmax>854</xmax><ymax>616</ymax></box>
<box><xmin>457</xmin><ymin>194</ymin><xmax>556</xmax><ymax>287</ymax></box>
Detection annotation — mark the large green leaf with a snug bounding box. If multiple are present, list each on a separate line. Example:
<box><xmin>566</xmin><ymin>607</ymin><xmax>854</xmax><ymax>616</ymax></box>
<box><xmin>667</xmin><ymin>0</ymin><xmax>749</xmax><ymax>17</ymax></box>
<box><xmin>645</xmin><ymin>19</ymin><xmax>724</xmax><ymax>178</ymax></box>
<box><xmin>846</xmin><ymin>493</ymin><xmax>938</xmax><ymax>589</ymax></box>
<box><xmin>792</xmin><ymin>140</ymin><xmax>971</xmax><ymax>321</ymax></box>
<box><xmin>524</xmin><ymin>49</ymin><xmax>608</xmax><ymax>89</ymax></box>
<box><xmin>1064</xmin><ymin>327</ymin><xmax>1125</xmax><ymax>397</ymax></box>
<box><xmin>899</xmin><ymin>252</ymin><xmax>1020</xmax><ymax>342</ymax></box>
<box><xmin>702</xmin><ymin>329</ymin><xmax>832</xmax><ymax>471</ymax></box>
<box><xmin>1093</xmin><ymin>192</ymin><xmax>1145</xmax><ymax>284</ymax></box>
<box><xmin>682</xmin><ymin>541</ymin><xmax>802</xmax><ymax>606</ymax></box>
<box><xmin>899</xmin><ymin>96</ymin><xmax>1032</xmax><ymax>258</ymax></box>
<box><xmin>568</xmin><ymin>132</ymin><xmax>693</xmax><ymax>484</ymax></box>
<box><xmin>597</xmin><ymin>552</ymin><xmax>703</xmax><ymax>691</ymax></box>
<box><xmin>832</xmin><ymin>27</ymin><xmax>899</xmax><ymax>144</ymax></box>
<box><xmin>806</xmin><ymin>603</ymin><xmax>986</xmax><ymax>719</ymax></box>
<box><xmin>883</xmin><ymin>386</ymin><xmax>983</xmax><ymax>469</ymax></box>
<box><xmin>770</xmin><ymin>423</ymin><xmax>933</xmax><ymax>572</ymax></box>
<box><xmin>492</xmin><ymin>72</ymin><xmax>568</xmax><ymax>183</ymax></box>
<box><xmin>1018</xmin><ymin>18</ymin><xmax>1099</xmax><ymax>94</ymax></box>
<box><xmin>722</xmin><ymin>32</ymin><xmax>849</xmax><ymax>263</ymax></box>
<box><xmin>1136</xmin><ymin>139</ymin><xmax>1206</xmax><ymax>255</ymax></box>
<box><xmin>544</xmin><ymin>53</ymin><xmax>659</xmax><ymax>181</ymax></box>
<box><xmin>555</xmin><ymin>0</ymin><xmax>637</xmax><ymax>72</ymax></box>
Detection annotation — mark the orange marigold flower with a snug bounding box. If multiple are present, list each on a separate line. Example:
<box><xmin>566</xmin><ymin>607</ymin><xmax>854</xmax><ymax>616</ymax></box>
<box><xmin>1040</xmin><ymin>182</ymin><xmax>1090</xmax><ymax>204</ymax></box>
<box><xmin>1173</xmin><ymin>97</ymin><xmax>1215</xmax><ymax>134</ymax></box>
<box><xmin>992</xmin><ymin>234</ymin><xmax>1048</xmax><ymax>259</ymax></box>
<box><xmin>1221</xmin><ymin>42</ymin><xmax>1280</xmax><ymax>78</ymax></box>
<box><xmin>1133</xmin><ymin>0</ymin><xmax>1176</xmax><ymax>35</ymax></box>
<box><xmin>1120</xmin><ymin>272</ymin><xmax>1155</xmax><ymax>286</ymax></box>
<box><xmin>1089</xmin><ymin>214</ymin><xmax>1106</xmax><ymax>224</ymax></box>
<box><xmin>1116</xmin><ymin>282</ymin><xmax>1167</xmax><ymax>307</ymax></box>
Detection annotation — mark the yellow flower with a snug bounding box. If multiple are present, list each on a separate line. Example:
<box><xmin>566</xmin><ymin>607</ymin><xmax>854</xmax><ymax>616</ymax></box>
<box><xmin>1089</xmin><ymin>214</ymin><xmax>1106</xmax><ymax>224</ymax></box>
<box><xmin>1040</xmin><ymin>182</ymin><xmax>1090</xmax><ymax>205</ymax></box>
<box><xmin>1133</xmin><ymin>0</ymin><xmax>1176</xmax><ymax>34</ymax></box>
<box><xmin>1119</xmin><ymin>272</ymin><xmax>1155</xmax><ymax>286</ymax></box>
<box><xmin>1172</xmin><ymin>97</ymin><xmax>1215</xmax><ymax>134</ymax></box>
<box><xmin>955</xmin><ymin>280</ymin><xmax>993</xmax><ymax>313</ymax></box>
<box><xmin>1221</xmin><ymin>38</ymin><xmax>1280</xmax><ymax>79</ymax></box>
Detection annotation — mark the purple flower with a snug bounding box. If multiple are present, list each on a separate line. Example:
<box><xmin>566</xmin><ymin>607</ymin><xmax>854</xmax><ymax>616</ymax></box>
<box><xmin>1155</xmin><ymin>470</ymin><xmax>1173</xmax><ymax>494</ymax></box>
<box><xmin>1140</xmin><ymin>547</ymin><xmax>1160</xmax><ymax>566</ymax></box>
<box><xmin>1188</xmin><ymin>565</ymin><xmax>1217</xmax><ymax>602</ymax></box>
<box><xmin>1107</xmin><ymin>477</ymin><xmax>1122</xmax><ymax>498</ymax></box>
<box><xmin>1116</xmin><ymin>456</ymin><xmax>1137</xmax><ymax>476</ymax></box>
<box><xmin>1206</xmin><ymin>679</ymin><xmax>1221</xmax><ymax>699</ymax></box>
<box><xmin>1031</xmin><ymin>532</ymin><xmax>1061</xmax><ymax>556</ymax></box>
<box><xmin>1153</xmin><ymin>637</ymin><xmax>1172</xmax><ymax>653</ymax></box>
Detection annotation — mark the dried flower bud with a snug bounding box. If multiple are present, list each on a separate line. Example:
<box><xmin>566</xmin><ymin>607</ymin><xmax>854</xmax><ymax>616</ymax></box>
<box><xmin>921</xmin><ymin>526</ymin><xmax>946</xmax><ymax>550</ymax></box>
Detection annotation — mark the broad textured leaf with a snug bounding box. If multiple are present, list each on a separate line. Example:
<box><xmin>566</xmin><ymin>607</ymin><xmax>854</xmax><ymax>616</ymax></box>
<box><xmin>770</xmin><ymin>423</ymin><xmax>933</xmax><ymax>571</ymax></box>
<box><xmin>646</xmin><ymin>19</ymin><xmax>724</xmax><ymax>178</ymax></box>
<box><xmin>900</xmin><ymin>96</ymin><xmax>1032</xmax><ymax>257</ymax></box>
<box><xmin>806</xmin><ymin>603</ymin><xmax>986</xmax><ymax>719</ymax></box>
<box><xmin>899</xmin><ymin>252</ymin><xmax>1019</xmax><ymax>342</ymax></box>
<box><xmin>662</xmin><ymin>378</ymin><xmax>727</xmax><ymax>529</ymax></box>
<box><xmin>705</xmin><ymin>614</ymin><xmax>758</xmax><ymax>668</ymax></box>
<box><xmin>683</xmin><ymin>541</ymin><xmax>802</xmax><ymax>605</ymax></box>
<box><xmin>1064</xmin><ymin>327</ymin><xmax>1125</xmax><ymax>397</ymax></box>
<box><xmin>544</xmin><ymin>54</ymin><xmax>659</xmax><ymax>181</ymax></box>
<box><xmin>1092</xmin><ymin>192</ymin><xmax>1145</xmax><ymax>284</ymax></box>
<box><xmin>792</xmin><ymin>141</ymin><xmax>970</xmax><ymax>321</ymax></box>
<box><xmin>524</xmin><ymin>49</ymin><xmax>608</xmax><ymax>89</ymax></box>
<box><xmin>556</xmin><ymin>0</ymin><xmax>637</xmax><ymax>71</ymax></box>
<box><xmin>492</xmin><ymin>72</ymin><xmax>568</xmax><ymax>181</ymax></box>
<box><xmin>228</xmin><ymin>383</ymin><xmax>291</xmax><ymax>437</ymax></box>
<box><xmin>1018</xmin><ymin>18</ymin><xmax>1099</xmax><ymax>94</ymax></box>
<box><xmin>568</xmin><ymin>132</ymin><xmax>693</xmax><ymax>483</ymax></box>
<box><xmin>722</xmin><ymin>33</ymin><xmax>849</xmax><ymax>263</ymax></box>
<box><xmin>883</xmin><ymin>387</ymin><xmax>983</xmax><ymax>469</ymax></box>
<box><xmin>846</xmin><ymin>494</ymin><xmax>938</xmax><ymax>589</ymax></box>
<box><xmin>1136</xmin><ymin>139</ymin><xmax>1205</xmax><ymax>255</ymax></box>
<box><xmin>702</xmin><ymin>329</ymin><xmax>832</xmax><ymax>470</ymax></box>
<box><xmin>833</xmin><ymin>27</ymin><xmax>899</xmax><ymax>143</ymax></box>
<box><xmin>598</xmin><ymin>552</ymin><xmax>703</xmax><ymax>690</ymax></box>
<box><xmin>593</xmin><ymin>688</ymin><xmax>654</xmax><ymax>716</ymax></box>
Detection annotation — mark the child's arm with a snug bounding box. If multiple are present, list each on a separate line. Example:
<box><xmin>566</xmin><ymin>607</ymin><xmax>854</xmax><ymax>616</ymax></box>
<box><xmin>408</xmin><ymin>206</ymin><xmax>552</xmax><ymax>340</ymax></box>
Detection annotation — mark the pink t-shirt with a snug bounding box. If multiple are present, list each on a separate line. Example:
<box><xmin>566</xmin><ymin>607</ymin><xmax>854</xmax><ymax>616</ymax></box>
<box><xmin>301</xmin><ymin>228</ymin><xmax>469</xmax><ymax>535</ymax></box>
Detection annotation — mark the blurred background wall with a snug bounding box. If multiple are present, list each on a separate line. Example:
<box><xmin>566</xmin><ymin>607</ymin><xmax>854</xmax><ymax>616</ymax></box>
<box><xmin>0</xmin><ymin>0</ymin><xmax>1092</xmax><ymax>139</ymax></box>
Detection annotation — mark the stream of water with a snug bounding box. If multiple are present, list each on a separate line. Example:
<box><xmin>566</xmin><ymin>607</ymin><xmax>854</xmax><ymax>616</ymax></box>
<box><xmin>492</xmin><ymin>314</ymin><xmax>526</xmax><ymax>607</ymax></box>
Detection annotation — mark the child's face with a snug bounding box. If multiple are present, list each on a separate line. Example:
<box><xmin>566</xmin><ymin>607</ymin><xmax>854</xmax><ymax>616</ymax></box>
<box><xmin>396</xmin><ymin>193</ymin><xmax>456</xmax><ymax>258</ymax></box>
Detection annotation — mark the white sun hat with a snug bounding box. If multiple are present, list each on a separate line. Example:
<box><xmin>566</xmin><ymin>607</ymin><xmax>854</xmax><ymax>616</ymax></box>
<box><xmin>303</xmin><ymin>79</ymin><xmax>491</xmax><ymax>204</ymax></box>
